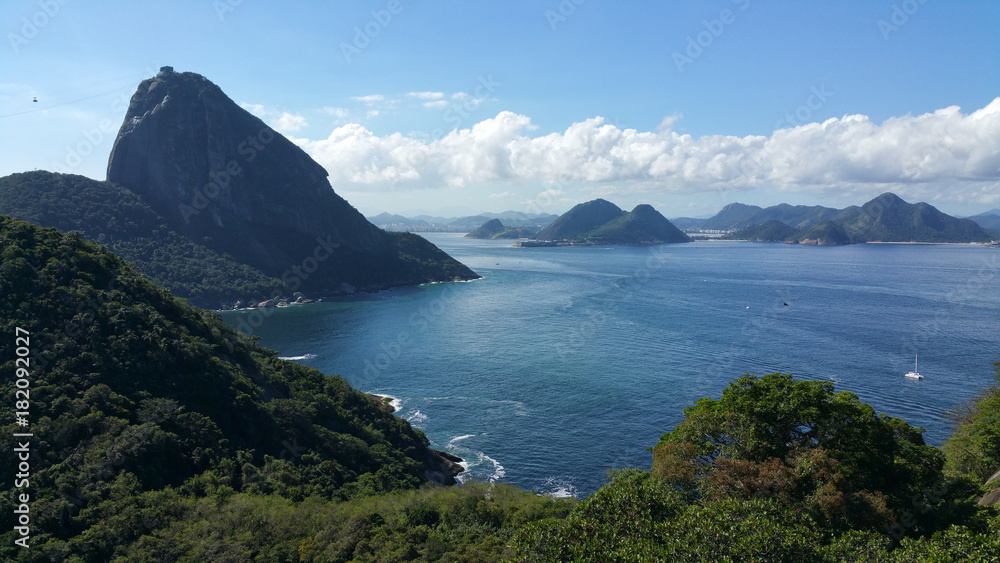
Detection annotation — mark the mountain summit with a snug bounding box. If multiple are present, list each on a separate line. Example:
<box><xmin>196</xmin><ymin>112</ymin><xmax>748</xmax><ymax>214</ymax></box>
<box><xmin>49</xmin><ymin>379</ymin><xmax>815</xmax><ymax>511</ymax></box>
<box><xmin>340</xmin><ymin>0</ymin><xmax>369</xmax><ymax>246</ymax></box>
<box><xmin>107</xmin><ymin>67</ymin><xmax>477</xmax><ymax>296</ymax></box>
<box><xmin>534</xmin><ymin>199</ymin><xmax>691</xmax><ymax>245</ymax></box>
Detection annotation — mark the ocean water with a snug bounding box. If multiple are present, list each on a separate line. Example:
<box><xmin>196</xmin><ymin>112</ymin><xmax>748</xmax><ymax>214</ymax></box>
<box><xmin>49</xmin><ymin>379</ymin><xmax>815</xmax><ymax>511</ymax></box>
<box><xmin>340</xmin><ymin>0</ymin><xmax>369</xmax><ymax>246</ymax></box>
<box><xmin>219</xmin><ymin>235</ymin><xmax>1000</xmax><ymax>498</ymax></box>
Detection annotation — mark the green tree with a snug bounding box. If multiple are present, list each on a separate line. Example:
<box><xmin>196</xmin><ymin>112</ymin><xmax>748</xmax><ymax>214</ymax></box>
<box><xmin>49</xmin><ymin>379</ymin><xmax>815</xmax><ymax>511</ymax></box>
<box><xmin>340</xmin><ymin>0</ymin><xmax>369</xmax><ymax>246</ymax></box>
<box><xmin>652</xmin><ymin>373</ymin><xmax>964</xmax><ymax>535</ymax></box>
<box><xmin>943</xmin><ymin>359</ymin><xmax>1000</xmax><ymax>483</ymax></box>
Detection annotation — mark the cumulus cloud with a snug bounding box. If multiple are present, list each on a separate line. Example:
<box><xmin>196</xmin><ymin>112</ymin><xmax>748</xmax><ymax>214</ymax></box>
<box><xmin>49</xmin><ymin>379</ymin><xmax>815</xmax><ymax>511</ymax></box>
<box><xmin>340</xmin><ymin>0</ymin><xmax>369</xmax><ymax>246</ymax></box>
<box><xmin>272</xmin><ymin>112</ymin><xmax>307</xmax><ymax>133</ymax></box>
<box><xmin>240</xmin><ymin>103</ymin><xmax>307</xmax><ymax>134</ymax></box>
<box><xmin>407</xmin><ymin>91</ymin><xmax>444</xmax><ymax>100</ymax></box>
<box><xmin>352</xmin><ymin>94</ymin><xmax>384</xmax><ymax>103</ymax></box>
<box><xmin>289</xmin><ymin>99</ymin><xmax>1000</xmax><ymax>205</ymax></box>
<box><xmin>323</xmin><ymin>106</ymin><xmax>350</xmax><ymax>119</ymax></box>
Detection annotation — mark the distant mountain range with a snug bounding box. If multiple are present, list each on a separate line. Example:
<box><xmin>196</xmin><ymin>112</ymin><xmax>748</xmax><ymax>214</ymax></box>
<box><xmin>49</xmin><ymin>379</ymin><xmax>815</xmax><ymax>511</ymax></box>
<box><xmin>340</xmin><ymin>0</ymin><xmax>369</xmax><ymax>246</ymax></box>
<box><xmin>368</xmin><ymin>210</ymin><xmax>558</xmax><ymax>232</ymax></box>
<box><xmin>717</xmin><ymin>193</ymin><xmax>993</xmax><ymax>245</ymax></box>
<box><xmin>966</xmin><ymin>209</ymin><xmax>1000</xmax><ymax>231</ymax></box>
<box><xmin>675</xmin><ymin>197</ymin><xmax>999</xmax><ymax>239</ymax></box>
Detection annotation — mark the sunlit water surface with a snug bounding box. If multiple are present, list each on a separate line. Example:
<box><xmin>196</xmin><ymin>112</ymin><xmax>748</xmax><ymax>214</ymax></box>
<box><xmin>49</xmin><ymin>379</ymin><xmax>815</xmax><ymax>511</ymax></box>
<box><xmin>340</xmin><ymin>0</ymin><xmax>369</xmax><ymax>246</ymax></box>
<box><xmin>219</xmin><ymin>235</ymin><xmax>1000</xmax><ymax>497</ymax></box>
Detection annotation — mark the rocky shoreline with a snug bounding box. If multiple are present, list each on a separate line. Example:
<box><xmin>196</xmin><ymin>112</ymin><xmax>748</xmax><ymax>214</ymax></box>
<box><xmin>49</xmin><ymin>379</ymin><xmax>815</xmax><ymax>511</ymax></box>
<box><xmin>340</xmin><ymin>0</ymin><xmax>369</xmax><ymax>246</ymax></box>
<box><xmin>367</xmin><ymin>394</ymin><xmax>465</xmax><ymax>486</ymax></box>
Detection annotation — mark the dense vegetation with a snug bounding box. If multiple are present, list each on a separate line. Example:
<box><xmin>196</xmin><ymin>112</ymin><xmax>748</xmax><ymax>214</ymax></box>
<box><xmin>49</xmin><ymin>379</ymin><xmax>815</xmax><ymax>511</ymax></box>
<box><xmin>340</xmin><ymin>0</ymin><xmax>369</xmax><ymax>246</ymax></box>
<box><xmin>725</xmin><ymin>219</ymin><xmax>801</xmax><ymax>242</ymax></box>
<box><xmin>1</xmin><ymin>215</ymin><xmax>997</xmax><ymax>560</ymax></box>
<box><xmin>944</xmin><ymin>360</ymin><xmax>1000</xmax><ymax>491</ymax></box>
<box><xmin>0</xmin><ymin>216</ymin><xmax>459</xmax><ymax>560</ymax></box>
<box><xmin>0</xmin><ymin>171</ymin><xmax>288</xmax><ymax>307</ymax></box>
<box><xmin>512</xmin><ymin>373</ymin><xmax>999</xmax><ymax>561</ymax></box>
<box><xmin>465</xmin><ymin>219</ymin><xmax>538</xmax><ymax>240</ymax></box>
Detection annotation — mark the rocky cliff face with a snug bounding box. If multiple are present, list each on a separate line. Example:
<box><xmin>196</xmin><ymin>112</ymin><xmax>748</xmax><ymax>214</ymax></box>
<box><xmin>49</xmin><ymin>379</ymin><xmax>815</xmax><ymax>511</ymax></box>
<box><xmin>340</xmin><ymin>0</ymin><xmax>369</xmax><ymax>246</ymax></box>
<box><xmin>107</xmin><ymin>67</ymin><xmax>477</xmax><ymax>295</ymax></box>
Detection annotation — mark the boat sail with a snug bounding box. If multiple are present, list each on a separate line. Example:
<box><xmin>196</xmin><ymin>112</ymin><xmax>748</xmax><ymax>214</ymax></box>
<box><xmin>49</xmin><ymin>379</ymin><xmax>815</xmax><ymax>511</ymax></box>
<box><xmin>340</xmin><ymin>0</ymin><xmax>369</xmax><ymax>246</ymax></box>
<box><xmin>904</xmin><ymin>354</ymin><xmax>923</xmax><ymax>380</ymax></box>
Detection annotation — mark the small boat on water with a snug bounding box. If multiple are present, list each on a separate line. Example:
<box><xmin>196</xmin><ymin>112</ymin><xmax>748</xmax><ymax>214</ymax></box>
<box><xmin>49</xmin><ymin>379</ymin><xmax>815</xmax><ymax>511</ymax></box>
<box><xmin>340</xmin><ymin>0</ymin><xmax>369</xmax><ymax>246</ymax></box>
<box><xmin>904</xmin><ymin>354</ymin><xmax>923</xmax><ymax>380</ymax></box>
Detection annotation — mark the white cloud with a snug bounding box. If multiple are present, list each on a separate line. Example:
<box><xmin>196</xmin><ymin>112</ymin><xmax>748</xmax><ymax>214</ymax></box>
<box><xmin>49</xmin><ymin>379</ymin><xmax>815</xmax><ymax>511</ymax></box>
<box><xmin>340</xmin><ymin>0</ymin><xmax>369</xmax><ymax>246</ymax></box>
<box><xmin>272</xmin><ymin>111</ymin><xmax>307</xmax><ymax>133</ymax></box>
<box><xmin>422</xmin><ymin>100</ymin><xmax>448</xmax><ymax>109</ymax></box>
<box><xmin>240</xmin><ymin>103</ymin><xmax>307</xmax><ymax>134</ymax></box>
<box><xmin>407</xmin><ymin>91</ymin><xmax>444</xmax><ymax>100</ymax></box>
<box><xmin>288</xmin><ymin>99</ymin><xmax>1000</xmax><ymax>206</ymax></box>
<box><xmin>323</xmin><ymin>106</ymin><xmax>350</xmax><ymax>119</ymax></box>
<box><xmin>352</xmin><ymin>94</ymin><xmax>384</xmax><ymax>103</ymax></box>
<box><xmin>489</xmin><ymin>191</ymin><xmax>516</xmax><ymax>199</ymax></box>
<box><xmin>241</xmin><ymin>102</ymin><xmax>266</xmax><ymax>116</ymax></box>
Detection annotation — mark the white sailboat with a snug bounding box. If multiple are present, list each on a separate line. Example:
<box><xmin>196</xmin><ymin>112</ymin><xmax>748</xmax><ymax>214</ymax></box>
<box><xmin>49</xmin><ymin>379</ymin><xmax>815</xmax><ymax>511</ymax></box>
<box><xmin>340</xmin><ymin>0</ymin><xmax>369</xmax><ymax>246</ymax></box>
<box><xmin>904</xmin><ymin>354</ymin><xmax>923</xmax><ymax>380</ymax></box>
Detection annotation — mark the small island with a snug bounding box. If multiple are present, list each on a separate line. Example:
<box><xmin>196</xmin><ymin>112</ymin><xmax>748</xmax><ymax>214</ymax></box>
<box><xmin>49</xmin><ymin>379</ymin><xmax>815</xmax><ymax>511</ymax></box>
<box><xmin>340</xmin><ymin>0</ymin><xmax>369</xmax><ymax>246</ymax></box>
<box><xmin>503</xmin><ymin>199</ymin><xmax>691</xmax><ymax>247</ymax></box>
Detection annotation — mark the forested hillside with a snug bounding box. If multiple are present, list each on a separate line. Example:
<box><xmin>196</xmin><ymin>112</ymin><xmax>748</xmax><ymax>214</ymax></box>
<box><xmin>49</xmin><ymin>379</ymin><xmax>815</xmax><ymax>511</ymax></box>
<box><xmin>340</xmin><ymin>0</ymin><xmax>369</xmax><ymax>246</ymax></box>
<box><xmin>0</xmin><ymin>171</ymin><xmax>288</xmax><ymax>308</ymax></box>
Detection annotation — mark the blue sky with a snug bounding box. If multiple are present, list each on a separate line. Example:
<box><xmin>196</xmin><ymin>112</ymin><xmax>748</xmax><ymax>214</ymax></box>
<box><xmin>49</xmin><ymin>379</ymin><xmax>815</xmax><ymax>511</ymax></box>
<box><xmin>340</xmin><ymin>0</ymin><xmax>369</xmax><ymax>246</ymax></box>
<box><xmin>2</xmin><ymin>0</ymin><xmax>999</xmax><ymax>217</ymax></box>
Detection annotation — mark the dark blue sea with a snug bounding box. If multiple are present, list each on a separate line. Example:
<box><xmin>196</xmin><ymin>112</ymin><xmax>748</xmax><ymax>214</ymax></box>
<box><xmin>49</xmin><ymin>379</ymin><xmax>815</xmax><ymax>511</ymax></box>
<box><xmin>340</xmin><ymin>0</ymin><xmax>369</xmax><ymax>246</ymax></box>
<box><xmin>219</xmin><ymin>235</ymin><xmax>1000</xmax><ymax>498</ymax></box>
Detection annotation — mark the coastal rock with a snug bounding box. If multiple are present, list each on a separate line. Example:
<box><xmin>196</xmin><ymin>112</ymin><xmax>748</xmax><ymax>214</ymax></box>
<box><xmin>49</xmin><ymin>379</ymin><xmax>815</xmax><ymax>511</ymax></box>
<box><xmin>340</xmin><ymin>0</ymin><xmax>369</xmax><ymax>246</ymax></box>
<box><xmin>423</xmin><ymin>449</ymin><xmax>465</xmax><ymax>486</ymax></box>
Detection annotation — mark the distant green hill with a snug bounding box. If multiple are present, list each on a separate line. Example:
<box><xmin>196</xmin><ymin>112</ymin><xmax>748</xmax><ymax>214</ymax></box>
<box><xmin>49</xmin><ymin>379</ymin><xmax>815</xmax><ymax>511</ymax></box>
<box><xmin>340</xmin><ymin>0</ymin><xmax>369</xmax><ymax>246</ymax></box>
<box><xmin>724</xmin><ymin>219</ymin><xmax>800</xmax><ymax>242</ymax></box>
<box><xmin>535</xmin><ymin>199</ymin><xmax>691</xmax><ymax>245</ymax></box>
<box><xmin>833</xmin><ymin>193</ymin><xmax>989</xmax><ymax>243</ymax></box>
<box><xmin>795</xmin><ymin>220</ymin><xmax>854</xmax><ymax>246</ymax></box>
<box><xmin>718</xmin><ymin>193</ymin><xmax>989</xmax><ymax>245</ymax></box>
<box><xmin>967</xmin><ymin>209</ymin><xmax>1000</xmax><ymax>232</ymax></box>
<box><xmin>535</xmin><ymin>198</ymin><xmax>627</xmax><ymax>241</ymax></box>
<box><xmin>0</xmin><ymin>171</ymin><xmax>288</xmax><ymax>308</ymax></box>
<box><xmin>700</xmin><ymin>193</ymin><xmax>991</xmax><ymax>244</ymax></box>
<box><xmin>0</xmin><ymin>215</ymin><xmax>462</xmax><ymax>559</ymax></box>
<box><xmin>587</xmin><ymin>204</ymin><xmax>691</xmax><ymax>244</ymax></box>
<box><xmin>465</xmin><ymin>218</ymin><xmax>538</xmax><ymax>239</ymax></box>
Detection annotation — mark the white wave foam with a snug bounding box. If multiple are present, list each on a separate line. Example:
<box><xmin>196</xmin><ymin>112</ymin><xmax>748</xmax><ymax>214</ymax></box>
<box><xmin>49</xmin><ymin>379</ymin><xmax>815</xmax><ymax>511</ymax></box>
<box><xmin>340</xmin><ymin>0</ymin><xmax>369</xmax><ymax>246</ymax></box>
<box><xmin>407</xmin><ymin>410</ymin><xmax>427</xmax><ymax>424</ymax></box>
<box><xmin>541</xmin><ymin>477</ymin><xmax>579</xmax><ymax>499</ymax></box>
<box><xmin>448</xmin><ymin>434</ymin><xmax>476</xmax><ymax>448</ymax></box>
<box><xmin>372</xmin><ymin>393</ymin><xmax>402</xmax><ymax>412</ymax></box>
<box><xmin>278</xmin><ymin>354</ymin><xmax>317</xmax><ymax>361</ymax></box>
<box><xmin>482</xmin><ymin>454</ymin><xmax>505</xmax><ymax>482</ymax></box>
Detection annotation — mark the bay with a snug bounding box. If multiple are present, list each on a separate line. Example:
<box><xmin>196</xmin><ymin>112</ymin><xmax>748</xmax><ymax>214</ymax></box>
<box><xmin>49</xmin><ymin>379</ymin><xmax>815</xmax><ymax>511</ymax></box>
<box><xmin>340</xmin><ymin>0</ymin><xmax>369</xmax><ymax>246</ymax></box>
<box><xmin>219</xmin><ymin>234</ymin><xmax>1000</xmax><ymax>498</ymax></box>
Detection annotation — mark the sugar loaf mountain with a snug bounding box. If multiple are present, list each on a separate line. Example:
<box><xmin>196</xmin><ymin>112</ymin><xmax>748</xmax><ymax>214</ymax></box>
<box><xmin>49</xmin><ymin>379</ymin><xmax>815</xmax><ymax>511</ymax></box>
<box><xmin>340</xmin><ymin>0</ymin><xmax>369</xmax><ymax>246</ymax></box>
<box><xmin>0</xmin><ymin>67</ymin><xmax>478</xmax><ymax>309</ymax></box>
